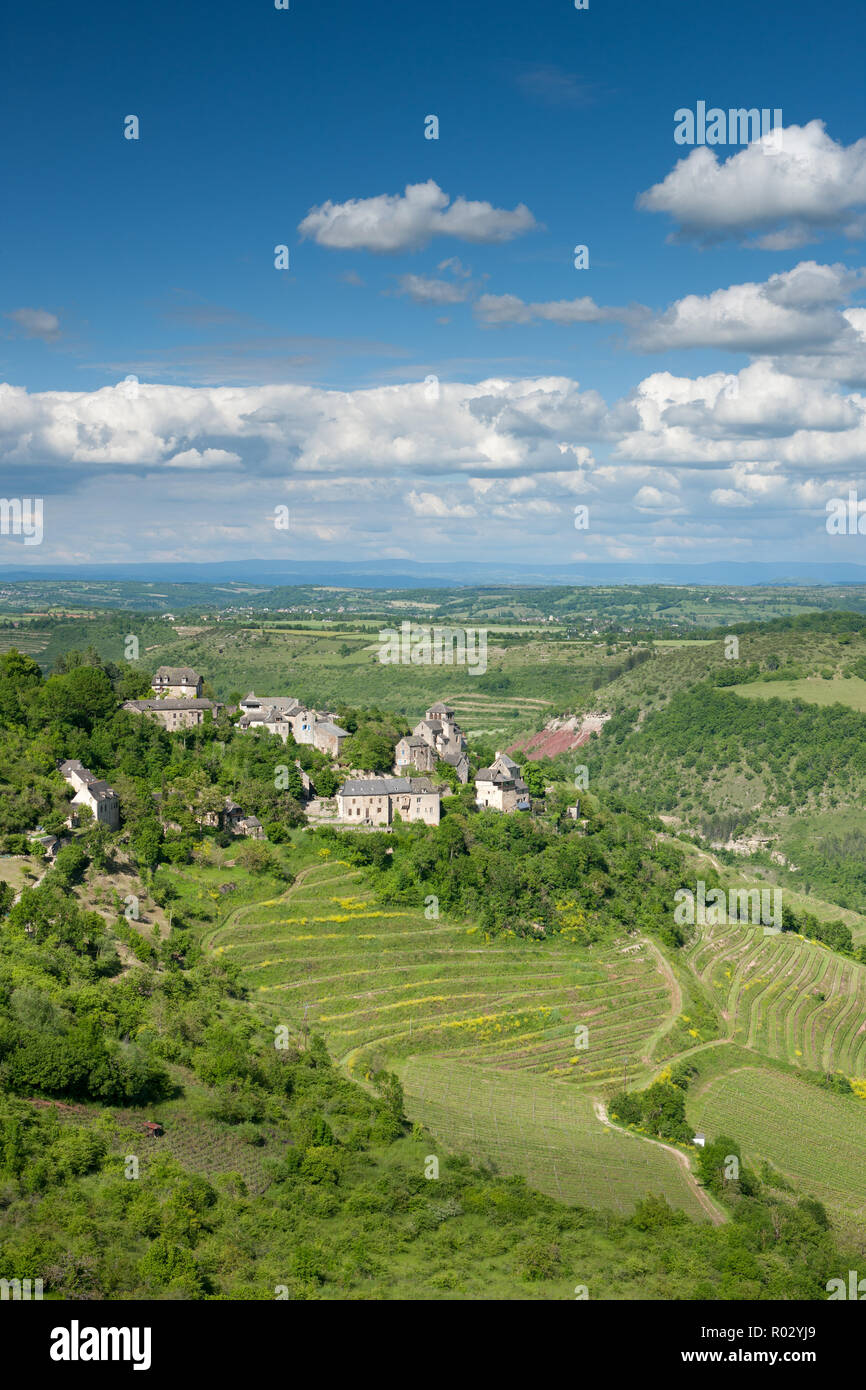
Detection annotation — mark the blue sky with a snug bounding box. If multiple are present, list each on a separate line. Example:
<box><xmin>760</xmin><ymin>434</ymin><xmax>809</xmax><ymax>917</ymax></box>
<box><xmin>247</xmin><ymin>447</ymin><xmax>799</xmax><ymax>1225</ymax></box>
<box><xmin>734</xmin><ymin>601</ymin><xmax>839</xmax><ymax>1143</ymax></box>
<box><xmin>3</xmin><ymin>0</ymin><xmax>866</xmax><ymax>567</ymax></box>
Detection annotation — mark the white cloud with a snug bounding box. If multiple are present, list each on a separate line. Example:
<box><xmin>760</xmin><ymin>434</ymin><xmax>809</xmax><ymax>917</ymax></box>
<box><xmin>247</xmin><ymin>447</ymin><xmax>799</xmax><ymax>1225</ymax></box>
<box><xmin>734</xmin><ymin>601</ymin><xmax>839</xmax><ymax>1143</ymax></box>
<box><xmin>638</xmin><ymin>121</ymin><xmax>866</xmax><ymax>246</ymax></box>
<box><xmin>633</xmin><ymin>261</ymin><xmax>864</xmax><ymax>353</ymax></box>
<box><xmin>475</xmin><ymin>293</ymin><xmax>632</xmax><ymax>325</ymax></box>
<box><xmin>165</xmin><ymin>447</ymin><xmax>241</xmax><ymax>469</ymax></box>
<box><xmin>710</xmin><ymin>488</ymin><xmax>754</xmax><ymax>507</ymax></box>
<box><xmin>406</xmin><ymin>490</ymin><xmax>476</xmax><ymax>518</ymax></box>
<box><xmin>4</xmin><ymin>360</ymin><xmax>866</xmax><ymax>563</ymax></box>
<box><xmin>395</xmin><ymin>274</ymin><xmax>471</xmax><ymax>305</ymax></box>
<box><xmin>633</xmin><ymin>485</ymin><xmax>682</xmax><ymax>511</ymax></box>
<box><xmin>298</xmin><ymin>180</ymin><xmax>537</xmax><ymax>252</ymax></box>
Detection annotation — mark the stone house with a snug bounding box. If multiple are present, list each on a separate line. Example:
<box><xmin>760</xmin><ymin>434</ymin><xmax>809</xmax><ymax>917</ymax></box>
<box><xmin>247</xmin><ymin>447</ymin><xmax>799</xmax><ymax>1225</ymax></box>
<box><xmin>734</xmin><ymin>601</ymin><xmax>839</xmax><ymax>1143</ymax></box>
<box><xmin>59</xmin><ymin>759</ymin><xmax>120</xmax><ymax>830</ymax></box>
<box><xmin>294</xmin><ymin>761</ymin><xmax>313</xmax><ymax>798</ymax></box>
<box><xmin>287</xmin><ymin>708</ymin><xmax>349</xmax><ymax>757</ymax></box>
<box><xmin>475</xmin><ymin>752</ymin><xmax>530</xmax><ymax>813</ymax></box>
<box><xmin>236</xmin><ymin>696</ymin><xmax>348</xmax><ymax>758</ymax></box>
<box><xmin>237</xmin><ymin>694</ymin><xmax>302</xmax><ymax>742</ymax></box>
<box><xmin>235</xmin><ymin>814</ymin><xmax>264</xmax><ymax>839</ymax></box>
<box><xmin>123</xmin><ymin>697</ymin><xmax>221</xmax><ymax>730</ymax></box>
<box><xmin>441</xmin><ymin>750</ymin><xmax>470</xmax><ymax>782</ymax></box>
<box><xmin>151</xmin><ymin>666</ymin><xmax>203</xmax><ymax>699</ymax></box>
<box><xmin>394</xmin><ymin>735</ymin><xmax>434</xmax><ymax>774</ymax></box>
<box><xmin>396</xmin><ymin>701</ymin><xmax>469</xmax><ymax>781</ymax></box>
<box><xmin>29</xmin><ymin>831</ymin><xmax>63</xmax><ymax>860</ymax></box>
<box><xmin>312</xmin><ymin>719</ymin><xmax>350</xmax><ymax>758</ymax></box>
<box><xmin>337</xmin><ymin>776</ymin><xmax>441</xmax><ymax>826</ymax></box>
<box><xmin>288</xmin><ymin>708</ymin><xmax>315</xmax><ymax>743</ymax></box>
<box><xmin>201</xmin><ymin>797</ymin><xmax>264</xmax><ymax>838</ymax></box>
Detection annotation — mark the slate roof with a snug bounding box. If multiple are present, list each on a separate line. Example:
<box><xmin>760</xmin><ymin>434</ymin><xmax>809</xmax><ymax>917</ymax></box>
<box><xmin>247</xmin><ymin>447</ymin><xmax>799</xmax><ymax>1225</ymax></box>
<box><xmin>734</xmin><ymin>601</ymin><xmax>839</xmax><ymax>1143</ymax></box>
<box><xmin>59</xmin><ymin>759</ymin><xmax>90</xmax><ymax>779</ymax></box>
<box><xmin>61</xmin><ymin>760</ymin><xmax>116</xmax><ymax>798</ymax></box>
<box><xmin>154</xmin><ymin>666</ymin><xmax>200</xmax><ymax>682</ymax></box>
<box><xmin>341</xmin><ymin>777</ymin><xmax>438</xmax><ymax>796</ymax></box>
<box><xmin>83</xmin><ymin>779</ymin><xmax>117</xmax><ymax>802</ymax></box>
<box><xmin>240</xmin><ymin>694</ymin><xmax>301</xmax><ymax>714</ymax></box>
<box><xmin>316</xmin><ymin>721</ymin><xmax>349</xmax><ymax>737</ymax></box>
<box><xmin>124</xmin><ymin>698</ymin><xmax>218</xmax><ymax>711</ymax></box>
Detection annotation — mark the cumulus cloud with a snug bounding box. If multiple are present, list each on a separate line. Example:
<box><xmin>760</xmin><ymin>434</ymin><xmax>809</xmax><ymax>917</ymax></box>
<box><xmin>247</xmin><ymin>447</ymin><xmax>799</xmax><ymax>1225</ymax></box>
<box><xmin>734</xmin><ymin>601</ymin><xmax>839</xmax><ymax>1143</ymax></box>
<box><xmin>633</xmin><ymin>485</ymin><xmax>682</xmax><ymax>511</ymax></box>
<box><xmin>298</xmin><ymin>180</ymin><xmax>537</xmax><ymax>252</ymax></box>
<box><xmin>614</xmin><ymin>363</ymin><xmax>866</xmax><ymax>472</ymax></box>
<box><xmin>638</xmin><ymin>121</ymin><xmax>866</xmax><ymax>247</ymax></box>
<box><xmin>633</xmin><ymin>261</ymin><xmax>865</xmax><ymax>353</ymax></box>
<box><xmin>164</xmin><ymin>447</ymin><xmax>241</xmax><ymax>469</ymax></box>
<box><xmin>4</xmin><ymin>363</ymin><xmax>866</xmax><ymax>564</ymax></box>
<box><xmin>6</xmin><ymin>307</ymin><xmax>61</xmax><ymax>341</ymax></box>
<box><xmin>0</xmin><ymin>376</ymin><xmax>621</xmax><ymax>478</ymax></box>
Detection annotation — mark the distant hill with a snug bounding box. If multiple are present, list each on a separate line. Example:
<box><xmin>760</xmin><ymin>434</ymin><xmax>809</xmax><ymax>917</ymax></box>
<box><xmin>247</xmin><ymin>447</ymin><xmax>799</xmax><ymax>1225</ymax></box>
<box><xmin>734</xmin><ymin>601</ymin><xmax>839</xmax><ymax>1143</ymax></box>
<box><xmin>4</xmin><ymin>558</ymin><xmax>866</xmax><ymax>587</ymax></box>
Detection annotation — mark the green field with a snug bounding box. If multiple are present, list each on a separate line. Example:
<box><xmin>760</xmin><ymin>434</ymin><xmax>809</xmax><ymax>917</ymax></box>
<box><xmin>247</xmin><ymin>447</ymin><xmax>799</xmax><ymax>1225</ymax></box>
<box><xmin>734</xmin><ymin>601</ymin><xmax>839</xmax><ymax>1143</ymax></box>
<box><xmin>200</xmin><ymin>851</ymin><xmax>724</xmax><ymax>1218</ymax></box>
<box><xmin>688</xmin><ymin>1066</ymin><xmax>866</xmax><ymax>1239</ymax></box>
<box><xmin>200</xmin><ymin>844</ymin><xmax>866</xmax><ymax>1226</ymax></box>
<box><xmin>734</xmin><ymin>676</ymin><xmax>866</xmax><ymax>711</ymax></box>
<box><xmin>0</xmin><ymin>854</ymin><xmax>43</xmax><ymax>893</ymax></box>
<box><xmin>400</xmin><ymin>1056</ymin><xmax>711</xmax><ymax>1219</ymax></box>
<box><xmin>208</xmin><ymin>855</ymin><xmax>675</xmax><ymax>1091</ymax></box>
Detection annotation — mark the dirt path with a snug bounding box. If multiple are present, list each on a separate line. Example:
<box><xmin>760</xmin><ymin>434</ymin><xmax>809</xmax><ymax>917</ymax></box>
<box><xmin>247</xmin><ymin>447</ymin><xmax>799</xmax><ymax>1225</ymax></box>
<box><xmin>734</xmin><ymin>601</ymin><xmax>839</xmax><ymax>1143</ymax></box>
<box><xmin>639</xmin><ymin>935</ymin><xmax>684</xmax><ymax>1063</ymax></box>
<box><xmin>12</xmin><ymin>865</ymin><xmax>49</xmax><ymax>903</ymax></box>
<box><xmin>202</xmin><ymin>860</ymin><xmax>321</xmax><ymax>952</ymax></box>
<box><xmin>203</xmin><ymin>859</ymin><xmax>365</xmax><ymax>952</ymax></box>
<box><xmin>592</xmin><ymin>1098</ymin><xmax>728</xmax><ymax>1226</ymax></box>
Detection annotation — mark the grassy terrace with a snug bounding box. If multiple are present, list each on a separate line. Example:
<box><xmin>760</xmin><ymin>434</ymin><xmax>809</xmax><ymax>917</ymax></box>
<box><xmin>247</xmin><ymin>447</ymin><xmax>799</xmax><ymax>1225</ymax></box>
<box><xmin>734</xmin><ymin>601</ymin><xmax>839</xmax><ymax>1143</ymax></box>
<box><xmin>200</xmin><ymin>851</ymin><xmax>720</xmax><ymax>1219</ymax></box>
<box><xmin>207</xmin><ymin>855</ymin><xmax>674</xmax><ymax>1091</ymax></box>
<box><xmin>686</xmin><ymin>919</ymin><xmax>866</xmax><ymax>1075</ymax></box>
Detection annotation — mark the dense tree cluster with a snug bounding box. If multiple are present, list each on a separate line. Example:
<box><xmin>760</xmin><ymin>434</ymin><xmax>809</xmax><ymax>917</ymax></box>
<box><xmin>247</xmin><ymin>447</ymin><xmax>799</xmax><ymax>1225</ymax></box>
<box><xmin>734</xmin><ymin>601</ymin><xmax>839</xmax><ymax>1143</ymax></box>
<box><xmin>318</xmin><ymin>802</ymin><xmax>691</xmax><ymax>948</ymax></box>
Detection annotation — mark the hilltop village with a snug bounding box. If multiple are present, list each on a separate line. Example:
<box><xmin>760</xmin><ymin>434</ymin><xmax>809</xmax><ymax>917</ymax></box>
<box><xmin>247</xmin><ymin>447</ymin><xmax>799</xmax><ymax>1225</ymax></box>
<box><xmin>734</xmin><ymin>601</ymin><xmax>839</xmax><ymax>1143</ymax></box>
<box><xmin>111</xmin><ymin>665</ymin><xmax>553</xmax><ymax>832</ymax></box>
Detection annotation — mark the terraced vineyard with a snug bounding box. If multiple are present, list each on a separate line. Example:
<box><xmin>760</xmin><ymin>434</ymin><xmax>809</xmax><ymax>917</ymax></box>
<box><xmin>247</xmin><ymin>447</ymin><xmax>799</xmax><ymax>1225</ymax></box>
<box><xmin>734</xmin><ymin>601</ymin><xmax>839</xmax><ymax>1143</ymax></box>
<box><xmin>401</xmin><ymin>1056</ymin><xmax>711</xmax><ymax>1219</ymax></box>
<box><xmin>206</xmin><ymin>851</ymin><xmax>866</xmax><ymax>1230</ymax></box>
<box><xmin>686</xmin><ymin>919</ymin><xmax>866</xmax><ymax>1075</ymax></box>
<box><xmin>688</xmin><ymin>1066</ymin><xmax>866</xmax><ymax>1240</ymax></box>
<box><xmin>209</xmin><ymin>855</ymin><xmax>675</xmax><ymax>1093</ymax></box>
<box><xmin>203</xmin><ymin>854</ymin><xmax>724</xmax><ymax>1218</ymax></box>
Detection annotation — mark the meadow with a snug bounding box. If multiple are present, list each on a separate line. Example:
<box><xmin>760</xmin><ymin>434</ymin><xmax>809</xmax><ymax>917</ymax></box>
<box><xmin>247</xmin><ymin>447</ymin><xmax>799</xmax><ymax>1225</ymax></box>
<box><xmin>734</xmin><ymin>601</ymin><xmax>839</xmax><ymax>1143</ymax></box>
<box><xmin>734</xmin><ymin>676</ymin><xmax>866</xmax><ymax>712</ymax></box>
